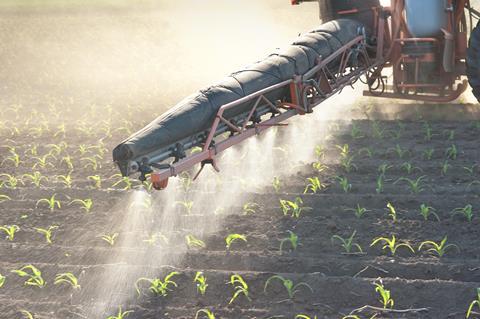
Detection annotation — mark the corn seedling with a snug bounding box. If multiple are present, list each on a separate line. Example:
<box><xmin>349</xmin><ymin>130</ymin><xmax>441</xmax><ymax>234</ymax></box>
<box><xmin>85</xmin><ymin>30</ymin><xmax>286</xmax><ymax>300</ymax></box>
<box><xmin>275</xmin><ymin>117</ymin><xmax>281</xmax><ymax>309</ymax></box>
<box><xmin>106</xmin><ymin>307</ymin><xmax>133</xmax><ymax>319</ymax></box>
<box><xmin>385</xmin><ymin>202</ymin><xmax>398</xmax><ymax>222</ymax></box>
<box><xmin>350</xmin><ymin>122</ymin><xmax>364</xmax><ymax>139</ymax></box>
<box><xmin>186</xmin><ymin>235</ymin><xmax>206</xmax><ymax>249</ymax></box>
<box><xmin>34</xmin><ymin>225</ymin><xmax>58</xmax><ymax>244</ymax></box>
<box><xmin>101</xmin><ymin>233</ymin><xmax>118</xmax><ymax>246</ymax></box>
<box><xmin>272</xmin><ymin>176</ymin><xmax>281</xmax><ymax>193</ymax></box>
<box><xmin>304</xmin><ymin>177</ymin><xmax>326</xmax><ymax>194</ymax></box>
<box><xmin>0</xmin><ymin>194</ymin><xmax>11</xmax><ymax>203</ymax></box>
<box><xmin>225</xmin><ymin>234</ymin><xmax>247</xmax><ymax>250</ymax></box>
<box><xmin>331</xmin><ymin>230</ymin><xmax>363</xmax><ymax>253</ymax></box>
<box><xmin>336</xmin><ymin>144</ymin><xmax>351</xmax><ymax>158</ymax></box>
<box><xmin>423</xmin><ymin>148</ymin><xmax>434</xmax><ymax>160</ymax></box>
<box><xmin>400</xmin><ymin>162</ymin><xmax>422</xmax><ymax>175</ymax></box>
<box><xmin>174</xmin><ymin>200</ymin><xmax>193</xmax><ymax>214</ymax></box>
<box><xmin>341</xmin><ymin>155</ymin><xmax>357</xmax><ymax>173</ymax></box>
<box><xmin>135</xmin><ymin>271</ymin><xmax>179</xmax><ymax>297</ymax></box>
<box><xmin>423</xmin><ymin>121</ymin><xmax>433</xmax><ymax>141</ymax></box>
<box><xmin>374</xmin><ymin>279</ymin><xmax>394</xmax><ymax>309</ymax></box>
<box><xmin>22</xmin><ymin>172</ymin><xmax>48</xmax><ymax>187</ymax></box>
<box><xmin>372</xmin><ymin>121</ymin><xmax>385</xmax><ymax>139</ymax></box>
<box><xmin>32</xmin><ymin>154</ymin><xmax>55</xmax><ymax>169</ymax></box>
<box><xmin>243</xmin><ymin>202</ymin><xmax>260</xmax><ymax>215</ymax></box>
<box><xmin>70</xmin><ymin>198</ymin><xmax>93</xmax><ymax>213</ymax></box>
<box><xmin>419</xmin><ymin>204</ymin><xmax>440</xmax><ymax>221</ymax></box>
<box><xmin>178</xmin><ymin>172</ymin><xmax>193</xmax><ymax>192</ymax></box>
<box><xmin>346</xmin><ymin>204</ymin><xmax>370</xmax><ymax>219</ymax></box>
<box><xmin>445</xmin><ymin>143</ymin><xmax>458</xmax><ymax>160</ymax></box>
<box><xmin>88</xmin><ymin>175</ymin><xmax>102</xmax><ymax>189</ymax></box>
<box><xmin>336</xmin><ymin>176</ymin><xmax>352</xmax><ymax>193</ymax></box>
<box><xmin>36</xmin><ymin>194</ymin><xmax>61</xmax><ymax>212</ymax></box>
<box><xmin>0</xmin><ymin>225</ymin><xmax>20</xmax><ymax>241</ymax></box>
<box><xmin>193</xmin><ymin>271</ymin><xmax>208</xmax><ymax>295</ymax></box>
<box><xmin>279</xmin><ymin>197</ymin><xmax>311</xmax><ymax>218</ymax></box>
<box><xmin>463</xmin><ymin>164</ymin><xmax>478</xmax><ymax>176</ymax></box>
<box><xmin>20</xmin><ymin>310</ymin><xmax>34</xmax><ymax>319</ymax></box>
<box><xmin>0</xmin><ymin>273</ymin><xmax>4</xmax><ymax>288</ymax></box>
<box><xmin>358</xmin><ymin>147</ymin><xmax>374</xmax><ymax>158</ymax></box>
<box><xmin>0</xmin><ymin>173</ymin><xmax>21</xmax><ymax>189</ymax></box>
<box><xmin>451</xmin><ymin>204</ymin><xmax>474</xmax><ymax>222</ymax></box>
<box><xmin>376</xmin><ymin>174</ymin><xmax>384</xmax><ymax>194</ymax></box>
<box><xmin>441</xmin><ymin>160</ymin><xmax>451</xmax><ymax>176</ymax></box>
<box><xmin>229</xmin><ymin>274</ymin><xmax>252</xmax><ymax>304</ymax></box>
<box><xmin>143</xmin><ymin>232</ymin><xmax>169</xmax><ymax>246</ymax></box>
<box><xmin>370</xmin><ymin>235</ymin><xmax>415</xmax><ymax>256</ymax></box>
<box><xmin>195</xmin><ymin>309</ymin><xmax>215</xmax><ymax>319</ymax></box>
<box><xmin>57</xmin><ymin>173</ymin><xmax>73</xmax><ymax>188</ymax></box>
<box><xmin>314</xmin><ymin>145</ymin><xmax>325</xmax><ymax>159</ymax></box>
<box><xmin>312</xmin><ymin>161</ymin><xmax>328</xmax><ymax>173</ymax></box>
<box><xmin>54</xmin><ymin>272</ymin><xmax>80</xmax><ymax>289</ymax></box>
<box><xmin>82</xmin><ymin>156</ymin><xmax>100</xmax><ymax>171</ymax></box>
<box><xmin>111</xmin><ymin>174</ymin><xmax>133</xmax><ymax>190</ymax></box>
<box><xmin>61</xmin><ymin>156</ymin><xmax>74</xmax><ymax>170</ymax></box>
<box><xmin>389</xmin><ymin>144</ymin><xmax>409</xmax><ymax>159</ymax></box>
<box><xmin>394</xmin><ymin>176</ymin><xmax>427</xmax><ymax>194</ymax></box>
<box><xmin>279</xmin><ymin>230</ymin><xmax>298</xmax><ymax>254</ymax></box>
<box><xmin>2</xmin><ymin>149</ymin><xmax>21</xmax><ymax>167</ymax></box>
<box><xmin>11</xmin><ymin>264</ymin><xmax>45</xmax><ymax>288</ymax></box>
<box><xmin>378</xmin><ymin>163</ymin><xmax>393</xmax><ymax>175</ymax></box>
<box><xmin>264</xmin><ymin>275</ymin><xmax>313</xmax><ymax>299</ymax></box>
<box><xmin>467</xmin><ymin>288</ymin><xmax>480</xmax><ymax>318</ymax></box>
<box><xmin>295</xmin><ymin>315</ymin><xmax>318</xmax><ymax>319</ymax></box>
<box><xmin>418</xmin><ymin>236</ymin><xmax>459</xmax><ymax>257</ymax></box>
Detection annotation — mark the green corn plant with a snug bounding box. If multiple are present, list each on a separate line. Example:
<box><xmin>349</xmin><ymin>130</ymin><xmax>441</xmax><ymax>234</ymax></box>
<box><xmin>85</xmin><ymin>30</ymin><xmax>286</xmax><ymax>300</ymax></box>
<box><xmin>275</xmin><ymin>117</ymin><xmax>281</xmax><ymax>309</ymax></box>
<box><xmin>111</xmin><ymin>174</ymin><xmax>133</xmax><ymax>190</ymax></box>
<box><xmin>377</xmin><ymin>163</ymin><xmax>393</xmax><ymax>175</ymax></box>
<box><xmin>358</xmin><ymin>147</ymin><xmax>374</xmax><ymax>158</ymax></box>
<box><xmin>423</xmin><ymin>121</ymin><xmax>433</xmax><ymax>141</ymax></box>
<box><xmin>374</xmin><ymin>279</ymin><xmax>394</xmax><ymax>309</ymax></box>
<box><xmin>61</xmin><ymin>156</ymin><xmax>74</xmax><ymax>170</ymax></box>
<box><xmin>36</xmin><ymin>194</ymin><xmax>61</xmax><ymax>212</ymax></box>
<box><xmin>32</xmin><ymin>154</ymin><xmax>55</xmax><ymax>169</ymax></box>
<box><xmin>445</xmin><ymin>143</ymin><xmax>458</xmax><ymax>160</ymax></box>
<box><xmin>336</xmin><ymin>176</ymin><xmax>352</xmax><ymax>193</ymax></box>
<box><xmin>312</xmin><ymin>161</ymin><xmax>328</xmax><ymax>173</ymax></box>
<box><xmin>376</xmin><ymin>174</ymin><xmax>384</xmax><ymax>194</ymax></box>
<box><xmin>463</xmin><ymin>164</ymin><xmax>478</xmax><ymax>176</ymax></box>
<box><xmin>143</xmin><ymin>232</ymin><xmax>169</xmax><ymax>246</ymax></box>
<box><xmin>229</xmin><ymin>274</ymin><xmax>252</xmax><ymax>304</ymax></box>
<box><xmin>279</xmin><ymin>230</ymin><xmax>298</xmax><ymax>254</ymax></box>
<box><xmin>22</xmin><ymin>172</ymin><xmax>48</xmax><ymax>187</ymax></box>
<box><xmin>193</xmin><ymin>271</ymin><xmax>208</xmax><ymax>295</ymax></box>
<box><xmin>346</xmin><ymin>204</ymin><xmax>370</xmax><ymax>219</ymax></box>
<box><xmin>0</xmin><ymin>273</ymin><xmax>5</xmax><ymax>288</ymax></box>
<box><xmin>2</xmin><ymin>149</ymin><xmax>21</xmax><ymax>167</ymax></box>
<box><xmin>418</xmin><ymin>236</ymin><xmax>459</xmax><ymax>257</ymax></box>
<box><xmin>101</xmin><ymin>233</ymin><xmax>118</xmax><ymax>246</ymax></box>
<box><xmin>20</xmin><ymin>310</ymin><xmax>34</xmax><ymax>319</ymax></box>
<box><xmin>304</xmin><ymin>177</ymin><xmax>326</xmax><ymax>194</ymax></box>
<box><xmin>57</xmin><ymin>173</ymin><xmax>73</xmax><ymax>188</ymax></box>
<box><xmin>341</xmin><ymin>155</ymin><xmax>357</xmax><ymax>173</ymax></box>
<box><xmin>0</xmin><ymin>194</ymin><xmax>11</xmax><ymax>203</ymax></box>
<box><xmin>314</xmin><ymin>145</ymin><xmax>325</xmax><ymax>159</ymax></box>
<box><xmin>195</xmin><ymin>309</ymin><xmax>215</xmax><ymax>319</ymax></box>
<box><xmin>389</xmin><ymin>144</ymin><xmax>409</xmax><ymax>159</ymax></box>
<box><xmin>175</xmin><ymin>200</ymin><xmax>193</xmax><ymax>214</ymax></box>
<box><xmin>336</xmin><ymin>144</ymin><xmax>351</xmax><ymax>158</ymax></box>
<box><xmin>279</xmin><ymin>197</ymin><xmax>311</xmax><ymax>218</ymax></box>
<box><xmin>179</xmin><ymin>172</ymin><xmax>193</xmax><ymax>192</ymax></box>
<box><xmin>243</xmin><ymin>202</ymin><xmax>260</xmax><ymax>215</ymax></box>
<box><xmin>419</xmin><ymin>204</ymin><xmax>440</xmax><ymax>221</ymax></box>
<box><xmin>47</xmin><ymin>142</ymin><xmax>67</xmax><ymax>156</ymax></box>
<box><xmin>264</xmin><ymin>275</ymin><xmax>313</xmax><ymax>299</ymax></box>
<box><xmin>331</xmin><ymin>230</ymin><xmax>363</xmax><ymax>253</ymax></box>
<box><xmin>467</xmin><ymin>288</ymin><xmax>480</xmax><ymax>318</ymax></box>
<box><xmin>441</xmin><ymin>160</ymin><xmax>451</xmax><ymax>176</ymax></box>
<box><xmin>225</xmin><ymin>234</ymin><xmax>247</xmax><ymax>250</ymax></box>
<box><xmin>0</xmin><ymin>173</ymin><xmax>21</xmax><ymax>189</ymax></box>
<box><xmin>88</xmin><ymin>175</ymin><xmax>102</xmax><ymax>189</ymax></box>
<box><xmin>34</xmin><ymin>225</ymin><xmax>58</xmax><ymax>244</ymax></box>
<box><xmin>394</xmin><ymin>176</ymin><xmax>427</xmax><ymax>194</ymax></box>
<box><xmin>70</xmin><ymin>198</ymin><xmax>93</xmax><ymax>213</ymax></box>
<box><xmin>135</xmin><ymin>271</ymin><xmax>180</xmax><ymax>297</ymax></box>
<box><xmin>82</xmin><ymin>156</ymin><xmax>100</xmax><ymax>171</ymax></box>
<box><xmin>54</xmin><ymin>123</ymin><xmax>66</xmax><ymax>138</ymax></box>
<box><xmin>11</xmin><ymin>264</ymin><xmax>45</xmax><ymax>288</ymax></box>
<box><xmin>295</xmin><ymin>315</ymin><xmax>318</xmax><ymax>319</ymax></box>
<box><xmin>272</xmin><ymin>176</ymin><xmax>281</xmax><ymax>193</ymax></box>
<box><xmin>372</xmin><ymin>120</ymin><xmax>385</xmax><ymax>139</ymax></box>
<box><xmin>400</xmin><ymin>162</ymin><xmax>422</xmax><ymax>175</ymax></box>
<box><xmin>370</xmin><ymin>235</ymin><xmax>415</xmax><ymax>256</ymax></box>
<box><xmin>350</xmin><ymin>122</ymin><xmax>364</xmax><ymax>139</ymax></box>
<box><xmin>106</xmin><ymin>307</ymin><xmax>133</xmax><ymax>319</ymax></box>
<box><xmin>451</xmin><ymin>204</ymin><xmax>474</xmax><ymax>222</ymax></box>
<box><xmin>386</xmin><ymin>202</ymin><xmax>398</xmax><ymax>222</ymax></box>
<box><xmin>54</xmin><ymin>272</ymin><xmax>80</xmax><ymax>289</ymax></box>
<box><xmin>186</xmin><ymin>235</ymin><xmax>206</xmax><ymax>249</ymax></box>
<box><xmin>0</xmin><ymin>225</ymin><xmax>20</xmax><ymax>241</ymax></box>
<box><xmin>423</xmin><ymin>148</ymin><xmax>435</xmax><ymax>160</ymax></box>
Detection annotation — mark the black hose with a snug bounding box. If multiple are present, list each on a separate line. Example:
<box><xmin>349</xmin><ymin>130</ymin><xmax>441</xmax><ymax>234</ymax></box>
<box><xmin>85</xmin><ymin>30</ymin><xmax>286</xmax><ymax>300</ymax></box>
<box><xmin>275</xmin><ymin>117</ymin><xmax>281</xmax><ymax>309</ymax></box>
<box><xmin>467</xmin><ymin>20</ymin><xmax>480</xmax><ymax>102</ymax></box>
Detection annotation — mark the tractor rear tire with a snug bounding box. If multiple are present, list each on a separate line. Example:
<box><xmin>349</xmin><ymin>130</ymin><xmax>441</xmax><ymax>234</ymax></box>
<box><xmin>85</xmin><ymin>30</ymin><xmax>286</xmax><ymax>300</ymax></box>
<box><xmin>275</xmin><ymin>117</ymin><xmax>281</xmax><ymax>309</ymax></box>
<box><xmin>467</xmin><ymin>21</ymin><xmax>480</xmax><ymax>102</ymax></box>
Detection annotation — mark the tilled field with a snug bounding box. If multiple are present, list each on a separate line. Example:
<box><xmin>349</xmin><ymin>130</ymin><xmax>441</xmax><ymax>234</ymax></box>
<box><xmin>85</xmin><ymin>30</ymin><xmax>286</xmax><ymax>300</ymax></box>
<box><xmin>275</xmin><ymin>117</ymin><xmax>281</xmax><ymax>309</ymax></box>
<box><xmin>1</xmin><ymin>103</ymin><xmax>480</xmax><ymax>319</ymax></box>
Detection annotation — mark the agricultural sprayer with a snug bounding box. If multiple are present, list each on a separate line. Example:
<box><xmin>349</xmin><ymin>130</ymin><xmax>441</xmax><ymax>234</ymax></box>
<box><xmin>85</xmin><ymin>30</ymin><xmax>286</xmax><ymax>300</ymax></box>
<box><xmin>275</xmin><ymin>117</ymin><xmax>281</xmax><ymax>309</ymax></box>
<box><xmin>113</xmin><ymin>0</ymin><xmax>480</xmax><ymax>190</ymax></box>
